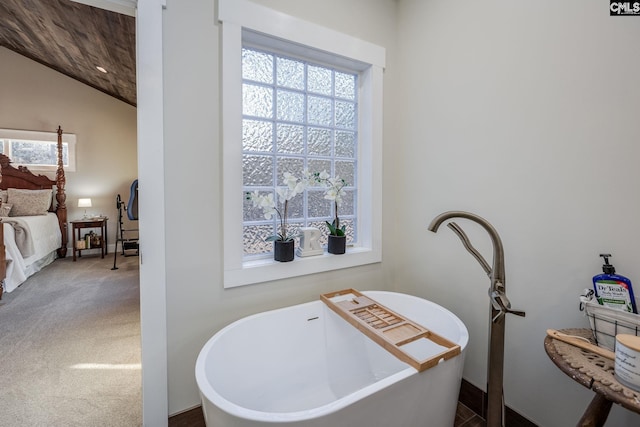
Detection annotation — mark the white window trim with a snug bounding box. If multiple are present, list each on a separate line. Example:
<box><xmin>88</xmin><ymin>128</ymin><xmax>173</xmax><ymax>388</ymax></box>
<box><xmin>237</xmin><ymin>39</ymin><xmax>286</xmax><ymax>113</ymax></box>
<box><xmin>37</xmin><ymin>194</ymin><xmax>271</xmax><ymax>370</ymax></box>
<box><xmin>0</xmin><ymin>128</ymin><xmax>77</xmax><ymax>172</ymax></box>
<box><xmin>220</xmin><ymin>0</ymin><xmax>384</xmax><ymax>288</ymax></box>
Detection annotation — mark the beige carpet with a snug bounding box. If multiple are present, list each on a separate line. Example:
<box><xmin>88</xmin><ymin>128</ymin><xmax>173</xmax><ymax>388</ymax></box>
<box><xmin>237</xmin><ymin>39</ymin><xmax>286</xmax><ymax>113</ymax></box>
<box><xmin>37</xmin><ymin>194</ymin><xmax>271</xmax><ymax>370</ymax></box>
<box><xmin>0</xmin><ymin>254</ymin><xmax>141</xmax><ymax>427</ymax></box>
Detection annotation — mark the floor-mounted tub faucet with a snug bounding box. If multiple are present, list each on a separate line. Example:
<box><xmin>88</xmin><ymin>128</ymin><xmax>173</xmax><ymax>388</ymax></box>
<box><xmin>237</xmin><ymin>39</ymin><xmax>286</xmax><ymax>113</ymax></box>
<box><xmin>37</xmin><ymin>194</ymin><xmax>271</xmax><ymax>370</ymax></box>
<box><xmin>428</xmin><ymin>211</ymin><xmax>525</xmax><ymax>427</ymax></box>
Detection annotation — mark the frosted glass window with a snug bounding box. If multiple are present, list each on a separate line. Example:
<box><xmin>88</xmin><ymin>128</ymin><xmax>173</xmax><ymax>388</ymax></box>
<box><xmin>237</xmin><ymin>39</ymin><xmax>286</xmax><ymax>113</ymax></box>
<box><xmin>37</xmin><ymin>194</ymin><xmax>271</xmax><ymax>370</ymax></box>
<box><xmin>243</xmin><ymin>224</ymin><xmax>276</xmax><ymax>255</ymax></box>
<box><xmin>276</xmin><ymin>90</ymin><xmax>304</xmax><ymax>123</ymax></box>
<box><xmin>335</xmin><ymin>72</ymin><xmax>355</xmax><ymax>100</ymax></box>
<box><xmin>308</xmin><ymin>65</ymin><xmax>332</xmax><ymax>95</ymax></box>
<box><xmin>277</xmin><ymin>57</ymin><xmax>304</xmax><ymax>90</ymax></box>
<box><xmin>286</xmin><ymin>196</ymin><xmax>304</xmax><ymax>219</ymax></box>
<box><xmin>335</xmin><ymin>131</ymin><xmax>355</xmax><ymax>157</ymax></box>
<box><xmin>335</xmin><ymin>101</ymin><xmax>356</xmax><ymax>130</ymax></box>
<box><xmin>340</xmin><ymin>190</ymin><xmax>356</xmax><ymax>216</ymax></box>
<box><xmin>307</xmin><ymin>128</ymin><xmax>331</xmax><ymax>156</ymax></box>
<box><xmin>243</xmin><ymin>155</ymin><xmax>273</xmax><ymax>185</ymax></box>
<box><xmin>243</xmin><ymin>119</ymin><xmax>273</xmax><ymax>152</ymax></box>
<box><xmin>244</xmin><ymin>190</ymin><xmax>273</xmax><ymax>221</ymax></box>
<box><xmin>242</xmin><ymin>49</ymin><xmax>273</xmax><ymax>84</ymax></box>
<box><xmin>276</xmin><ymin>156</ymin><xmax>305</xmax><ymax>182</ymax></box>
<box><xmin>307</xmin><ymin>190</ymin><xmax>332</xmax><ymax>218</ymax></box>
<box><xmin>307</xmin><ymin>159</ymin><xmax>331</xmax><ymax>178</ymax></box>
<box><xmin>307</xmin><ymin>96</ymin><xmax>333</xmax><ymax>126</ymax></box>
<box><xmin>335</xmin><ymin>161</ymin><xmax>355</xmax><ymax>184</ymax></box>
<box><xmin>243</xmin><ymin>84</ymin><xmax>273</xmax><ymax>118</ymax></box>
<box><xmin>242</xmin><ymin>46</ymin><xmax>359</xmax><ymax>256</ymax></box>
<box><xmin>276</xmin><ymin>124</ymin><xmax>304</xmax><ymax>154</ymax></box>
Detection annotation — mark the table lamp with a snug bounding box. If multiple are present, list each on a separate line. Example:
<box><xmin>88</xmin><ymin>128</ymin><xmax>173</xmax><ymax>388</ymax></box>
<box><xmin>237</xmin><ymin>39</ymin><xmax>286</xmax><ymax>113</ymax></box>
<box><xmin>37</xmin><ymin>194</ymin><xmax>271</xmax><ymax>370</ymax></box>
<box><xmin>78</xmin><ymin>198</ymin><xmax>92</xmax><ymax>218</ymax></box>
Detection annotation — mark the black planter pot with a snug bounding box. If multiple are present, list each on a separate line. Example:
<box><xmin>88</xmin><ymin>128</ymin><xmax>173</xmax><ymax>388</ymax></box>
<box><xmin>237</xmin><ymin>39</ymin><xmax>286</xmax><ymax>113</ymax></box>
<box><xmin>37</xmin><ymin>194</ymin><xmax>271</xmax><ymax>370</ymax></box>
<box><xmin>274</xmin><ymin>240</ymin><xmax>295</xmax><ymax>262</ymax></box>
<box><xmin>327</xmin><ymin>235</ymin><xmax>346</xmax><ymax>255</ymax></box>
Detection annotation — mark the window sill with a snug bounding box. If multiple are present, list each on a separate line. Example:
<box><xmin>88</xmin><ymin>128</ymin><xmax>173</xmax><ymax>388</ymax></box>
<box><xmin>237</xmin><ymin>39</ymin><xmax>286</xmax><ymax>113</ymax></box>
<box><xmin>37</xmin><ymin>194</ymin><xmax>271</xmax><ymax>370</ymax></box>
<box><xmin>224</xmin><ymin>246</ymin><xmax>381</xmax><ymax>288</ymax></box>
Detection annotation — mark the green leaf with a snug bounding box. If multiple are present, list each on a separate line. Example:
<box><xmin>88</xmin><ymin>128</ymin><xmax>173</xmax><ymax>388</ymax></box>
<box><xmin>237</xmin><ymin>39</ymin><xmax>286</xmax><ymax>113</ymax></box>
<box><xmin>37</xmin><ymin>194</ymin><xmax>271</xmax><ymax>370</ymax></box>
<box><xmin>325</xmin><ymin>220</ymin><xmax>336</xmax><ymax>235</ymax></box>
<box><xmin>326</xmin><ymin>220</ymin><xmax>346</xmax><ymax>236</ymax></box>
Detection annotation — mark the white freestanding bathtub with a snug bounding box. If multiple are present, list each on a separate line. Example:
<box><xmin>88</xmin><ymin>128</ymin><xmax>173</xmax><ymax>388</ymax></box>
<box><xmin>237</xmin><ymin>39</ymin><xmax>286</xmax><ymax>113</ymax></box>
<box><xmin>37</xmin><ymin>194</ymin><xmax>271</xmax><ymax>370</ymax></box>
<box><xmin>195</xmin><ymin>291</ymin><xmax>469</xmax><ymax>427</ymax></box>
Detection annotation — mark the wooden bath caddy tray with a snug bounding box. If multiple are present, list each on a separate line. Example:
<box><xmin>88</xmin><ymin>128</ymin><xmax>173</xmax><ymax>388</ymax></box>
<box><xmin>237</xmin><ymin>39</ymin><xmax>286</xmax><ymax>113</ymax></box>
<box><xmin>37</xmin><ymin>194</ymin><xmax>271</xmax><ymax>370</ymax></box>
<box><xmin>321</xmin><ymin>289</ymin><xmax>461</xmax><ymax>372</ymax></box>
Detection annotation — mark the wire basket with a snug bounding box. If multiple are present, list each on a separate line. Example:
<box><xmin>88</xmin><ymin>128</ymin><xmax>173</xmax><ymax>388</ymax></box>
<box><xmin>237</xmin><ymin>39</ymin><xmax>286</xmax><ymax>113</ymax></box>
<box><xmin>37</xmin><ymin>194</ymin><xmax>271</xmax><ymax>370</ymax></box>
<box><xmin>582</xmin><ymin>299</ymin><xmax>640</xmax><ymax>351</ymax></box>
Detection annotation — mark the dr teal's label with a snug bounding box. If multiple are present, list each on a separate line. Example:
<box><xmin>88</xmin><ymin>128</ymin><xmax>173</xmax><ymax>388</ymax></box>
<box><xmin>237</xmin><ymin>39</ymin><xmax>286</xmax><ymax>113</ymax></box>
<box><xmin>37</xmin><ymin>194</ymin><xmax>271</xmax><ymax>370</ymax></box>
<box><xmin>615</xmin><ymin>334</ymin><xmax>640</xmax><ymax>392</ymax></box>
<box><xmin>595</xmin><ymin>280</ymin><xmax>634</xmax><ymax>312</ymax></box>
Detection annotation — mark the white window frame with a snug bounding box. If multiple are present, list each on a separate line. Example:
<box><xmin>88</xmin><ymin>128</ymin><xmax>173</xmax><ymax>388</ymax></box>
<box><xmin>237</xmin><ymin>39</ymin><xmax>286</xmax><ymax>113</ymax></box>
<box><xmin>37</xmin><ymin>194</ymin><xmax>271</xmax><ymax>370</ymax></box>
<box><xmin>220</xmin><ymin>0</ymin><xmax>384</xmax><ymax>288</ymax></box>
<box><xmin>0</xmin><ymin>128</ymin><xmax>77</xmax><ymax>172</ymax></box>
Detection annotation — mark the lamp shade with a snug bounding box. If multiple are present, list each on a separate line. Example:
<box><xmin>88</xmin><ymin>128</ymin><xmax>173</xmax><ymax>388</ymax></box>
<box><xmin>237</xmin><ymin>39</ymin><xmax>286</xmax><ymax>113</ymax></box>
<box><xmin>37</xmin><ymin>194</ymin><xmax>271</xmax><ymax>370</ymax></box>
<box><xmin>78</xmin><ymin>198</ymin><xmax>92</xmax><ymax>208</ymax></box>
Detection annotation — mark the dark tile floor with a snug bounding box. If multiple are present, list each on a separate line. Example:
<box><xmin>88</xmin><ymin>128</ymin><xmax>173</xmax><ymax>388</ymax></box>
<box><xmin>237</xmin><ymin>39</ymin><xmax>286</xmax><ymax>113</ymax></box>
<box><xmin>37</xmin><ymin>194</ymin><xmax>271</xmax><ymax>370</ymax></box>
<box><xmin>455</xmin><ymin>402</ymin><xmax>487</xmax><ymax>426</ymax></box>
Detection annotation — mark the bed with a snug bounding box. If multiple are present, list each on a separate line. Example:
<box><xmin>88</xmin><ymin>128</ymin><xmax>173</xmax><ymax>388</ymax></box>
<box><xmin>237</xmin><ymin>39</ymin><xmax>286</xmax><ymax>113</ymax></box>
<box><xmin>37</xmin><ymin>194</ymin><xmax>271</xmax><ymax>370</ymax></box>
<box><xmin>0</xmin><ymin>126</ymin><xmax>68</xmax><ymax>299</ymax></box>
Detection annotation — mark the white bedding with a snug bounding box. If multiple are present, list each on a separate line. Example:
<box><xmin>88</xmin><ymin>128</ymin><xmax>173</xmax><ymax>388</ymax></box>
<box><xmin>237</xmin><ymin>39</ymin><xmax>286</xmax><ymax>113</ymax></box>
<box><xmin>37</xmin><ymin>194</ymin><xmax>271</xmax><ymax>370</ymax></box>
<box><xmin>3</xmin><ymin>213</ymin><xmax>62</xmax><ymax>293</ymax></box>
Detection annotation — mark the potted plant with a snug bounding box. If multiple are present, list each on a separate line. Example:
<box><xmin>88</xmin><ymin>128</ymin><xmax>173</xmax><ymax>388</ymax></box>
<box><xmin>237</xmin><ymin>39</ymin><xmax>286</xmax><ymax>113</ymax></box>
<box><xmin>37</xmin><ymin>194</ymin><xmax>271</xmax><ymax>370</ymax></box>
<box><xmin>246</xmin><ymin>171</ymin><xmax>308</xmax><ymax>262</ymax></box>
<box><xmin>313</xmin><ymin>170</ymin><xmax>347</xmax><ymax>254</ymax></box>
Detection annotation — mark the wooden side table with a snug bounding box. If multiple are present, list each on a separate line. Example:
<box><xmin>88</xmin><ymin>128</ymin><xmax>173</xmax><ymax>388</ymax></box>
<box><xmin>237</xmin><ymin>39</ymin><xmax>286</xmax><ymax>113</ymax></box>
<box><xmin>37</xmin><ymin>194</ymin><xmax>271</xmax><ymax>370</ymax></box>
<box><xmin>545</xmin><ymin>328</ymin><xmax>640</xmax><ymax>426</ymax></box>
<box><xmin>70</xmin><ymin>217</ymin><xmax>108</xmax><ymax>261</ymax></box>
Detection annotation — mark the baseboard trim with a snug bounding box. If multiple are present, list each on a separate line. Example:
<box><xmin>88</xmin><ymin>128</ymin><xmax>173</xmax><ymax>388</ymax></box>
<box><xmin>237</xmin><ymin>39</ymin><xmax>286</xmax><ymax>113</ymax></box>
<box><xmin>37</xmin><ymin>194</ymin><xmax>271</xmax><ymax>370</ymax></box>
<box><xmin>458</xmin><ymin>378</ymin><xmax>538</xmax><ymax>427</ymax></box>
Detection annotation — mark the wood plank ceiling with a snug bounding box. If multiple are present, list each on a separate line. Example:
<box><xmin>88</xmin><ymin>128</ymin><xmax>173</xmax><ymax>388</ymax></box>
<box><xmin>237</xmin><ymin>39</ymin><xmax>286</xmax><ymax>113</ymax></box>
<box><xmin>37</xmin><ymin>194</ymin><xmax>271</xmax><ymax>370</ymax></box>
<box><xmin>0</xmin><ymin>0</ymin><xmax>136</xmax><ymax>106</ymax></box>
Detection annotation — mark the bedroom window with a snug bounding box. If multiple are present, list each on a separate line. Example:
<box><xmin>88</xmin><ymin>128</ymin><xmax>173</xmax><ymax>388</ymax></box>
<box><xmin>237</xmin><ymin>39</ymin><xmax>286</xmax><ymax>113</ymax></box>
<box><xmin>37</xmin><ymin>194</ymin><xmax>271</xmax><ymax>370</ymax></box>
<box><xmin>220</xmin><ymin>0</ymin><xmax>385</xmax><ymax>288</ymax></box>
<box><xmin>0</xmin><ymin>129</ymin><xmax>77</xmax><ymax>172</ymax></box>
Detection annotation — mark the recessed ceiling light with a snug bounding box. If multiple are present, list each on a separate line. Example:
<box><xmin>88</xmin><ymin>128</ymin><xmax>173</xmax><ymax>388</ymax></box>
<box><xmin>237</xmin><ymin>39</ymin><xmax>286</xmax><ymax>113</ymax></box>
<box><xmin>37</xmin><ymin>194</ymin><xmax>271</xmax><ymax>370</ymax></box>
<box><xmin>96</xmin><ymin>66</ymin><xmax>108</xmax><ymax>73</ymax></box>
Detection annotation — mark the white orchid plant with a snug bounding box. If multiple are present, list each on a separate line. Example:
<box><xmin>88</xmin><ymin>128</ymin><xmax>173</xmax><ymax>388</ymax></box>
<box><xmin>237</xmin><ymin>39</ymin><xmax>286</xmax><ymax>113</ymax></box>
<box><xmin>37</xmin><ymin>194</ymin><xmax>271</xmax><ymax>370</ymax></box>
<box><xmin>312</xmin><ymin>170</ymin><xmax>347</xmax><ymax>237</ymax></box>
<box><xmin>246</xmin><ymin>171</ymin><xmax>309</xmax><ymax>242</ymax></box>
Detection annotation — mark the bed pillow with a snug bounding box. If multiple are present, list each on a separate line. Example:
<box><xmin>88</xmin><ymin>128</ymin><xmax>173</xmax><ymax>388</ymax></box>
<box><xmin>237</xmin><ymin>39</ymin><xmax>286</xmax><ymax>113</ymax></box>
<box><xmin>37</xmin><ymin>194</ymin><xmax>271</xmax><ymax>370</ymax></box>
<box><xmin>7</xmin><ymin>188</ymin><xmax>52</xmax><ymax>216</ymax></box>
<box><xmin>0</xmin><ymin>203</ymin><xmax>12</xmax><ymax>217</ymax></box>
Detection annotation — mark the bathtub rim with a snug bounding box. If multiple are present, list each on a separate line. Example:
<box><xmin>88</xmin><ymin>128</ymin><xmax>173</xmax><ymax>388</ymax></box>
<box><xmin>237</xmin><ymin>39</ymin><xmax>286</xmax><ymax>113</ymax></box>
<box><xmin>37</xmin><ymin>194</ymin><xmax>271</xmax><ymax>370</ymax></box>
<box><xmin>195</xmin><ymin>290</ymin><xmax>469</xmax><ymax>423</ymax></box>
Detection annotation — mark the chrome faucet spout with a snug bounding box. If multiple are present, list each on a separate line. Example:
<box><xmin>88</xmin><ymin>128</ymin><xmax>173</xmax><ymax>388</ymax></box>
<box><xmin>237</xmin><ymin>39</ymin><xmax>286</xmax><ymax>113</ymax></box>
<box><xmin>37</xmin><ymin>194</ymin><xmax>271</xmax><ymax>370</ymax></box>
<box><xmin>446</xmin><ymin>222</ymin><xmax>492</xmax><ymax>277</ymax></box>
<box><xmin>428</xmin><ymin>210</ymin><xmax>505</xmax><ymax>290</ymax></box>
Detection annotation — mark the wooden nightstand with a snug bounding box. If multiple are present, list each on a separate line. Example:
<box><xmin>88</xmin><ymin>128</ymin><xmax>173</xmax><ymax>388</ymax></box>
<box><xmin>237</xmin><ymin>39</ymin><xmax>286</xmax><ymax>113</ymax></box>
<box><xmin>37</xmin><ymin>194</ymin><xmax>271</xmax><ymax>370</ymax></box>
<box><xmin>71</xmin><ymin>217</ymin><xmax>108</xmax><ymax>261</ymax></box>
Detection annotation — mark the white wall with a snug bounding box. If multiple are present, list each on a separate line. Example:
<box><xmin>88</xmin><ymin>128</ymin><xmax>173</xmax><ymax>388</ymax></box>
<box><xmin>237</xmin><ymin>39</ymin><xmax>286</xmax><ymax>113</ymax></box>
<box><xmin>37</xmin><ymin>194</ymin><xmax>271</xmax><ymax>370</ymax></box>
<box><xmin>393</xmin><ymin>1</ymin><xmax>640</xmax><ymax>426</ymax></box>
<box><xmin>0</xmin><ymin>47</ymin><xmax>138</xmax><ymax>247</ymax></box>
<box><xmin>161</xmin><ymin>0</ymin><xmax>399</xmax><ymax>414</ymax></box>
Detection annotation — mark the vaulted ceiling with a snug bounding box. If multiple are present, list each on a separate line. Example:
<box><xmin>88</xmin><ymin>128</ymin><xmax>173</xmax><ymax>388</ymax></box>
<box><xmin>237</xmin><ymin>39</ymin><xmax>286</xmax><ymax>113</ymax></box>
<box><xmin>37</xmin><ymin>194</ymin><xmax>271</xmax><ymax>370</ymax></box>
<box><xmin>0</xmin><ymin>0</ymin><xmax>137</xmax><ymax>106</ymax></box>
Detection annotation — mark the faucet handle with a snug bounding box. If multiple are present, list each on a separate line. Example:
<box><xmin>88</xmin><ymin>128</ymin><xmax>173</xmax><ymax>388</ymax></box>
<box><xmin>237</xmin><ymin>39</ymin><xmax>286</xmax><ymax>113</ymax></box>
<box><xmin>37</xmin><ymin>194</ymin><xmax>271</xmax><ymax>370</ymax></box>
<box><xmin>489</xmin><ymin>289</ymin><xmax>526</xmax><ymax>323</ymax></box>
<box><xmin>489</xmin><ymin>289</ymin><xmax>510</xmax><ymax>310</ymax></box>
<box><xmin>504</xmin><ymin>307</ymin><xmax>526</xmax><ymax>320</ymax></box>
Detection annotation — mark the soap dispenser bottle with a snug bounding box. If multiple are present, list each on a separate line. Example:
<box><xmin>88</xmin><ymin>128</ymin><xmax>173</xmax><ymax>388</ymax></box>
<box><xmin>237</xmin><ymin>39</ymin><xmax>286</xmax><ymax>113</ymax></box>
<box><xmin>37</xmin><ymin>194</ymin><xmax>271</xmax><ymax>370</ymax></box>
<box><xmin>593</xmin><ymin>253</ymin><xmax>637</xmax><ymax>313</ymax></box>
